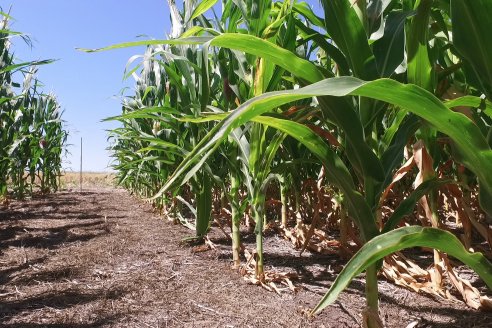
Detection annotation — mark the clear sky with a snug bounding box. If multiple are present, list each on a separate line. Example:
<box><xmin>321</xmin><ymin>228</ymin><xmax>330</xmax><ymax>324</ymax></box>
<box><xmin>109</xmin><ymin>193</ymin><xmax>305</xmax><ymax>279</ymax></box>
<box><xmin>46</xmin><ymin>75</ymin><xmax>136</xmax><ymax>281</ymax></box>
<box><xmin>1</xmin><ymin>1</ymin><xmax>322</xmax><ymax>172</ymax></box>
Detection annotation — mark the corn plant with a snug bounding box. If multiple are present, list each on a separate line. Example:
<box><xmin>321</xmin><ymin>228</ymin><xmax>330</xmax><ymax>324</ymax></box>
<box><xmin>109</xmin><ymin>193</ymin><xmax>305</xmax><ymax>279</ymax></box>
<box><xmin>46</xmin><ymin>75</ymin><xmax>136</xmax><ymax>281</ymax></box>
<box><xmin>93</xmin><ymin>1</ymin><xmax>492</xmax><ymax>326</ymax></box>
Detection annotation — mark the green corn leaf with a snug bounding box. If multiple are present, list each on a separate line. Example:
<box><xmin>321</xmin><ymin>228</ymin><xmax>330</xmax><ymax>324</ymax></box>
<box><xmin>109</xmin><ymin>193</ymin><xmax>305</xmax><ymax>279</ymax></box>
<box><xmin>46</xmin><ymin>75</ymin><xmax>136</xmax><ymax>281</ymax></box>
<box><xmin>380</xmin><ymin>114</ymin><xmax>420</xmax><ymax>190</ymax></box>
<box><xmin>136</xmin><ymin>147</ymin><xmax>181</xmax><ymax>159</ymax></box>
<box><xmin>380</xmin><ymin>109</ymin><xmax>410</xmax><ymax>151</ymax></box>
<box><xmin>206</xmin><ymin>33</ymin><xmax>325</xmax><ymax>83</ymax></box>
<box><xmin>479</xmin><ymin>186</ymin><xmax>492</xmax><ymax>224</ymax></box>
<box><xmin>0</xmin><ymin>59</ymin><xmax>56</xmax><ymax>74</ymax></box>
<box><xmin>444</xmin><ymin>95</ymin><xmax>492</xmax><ymax>113</ymax></box>
<box><xmin>199</xmin><ymin>48</ymin><xmax>210</xmax><ymax>112</ymax></box>
<box><xmin>320</xmin><ymin>0</ymin><xmax>377</xmax><ymax>80</ymax></box>
<box><xmin>292</xmin><ymin>1</ymin><xmax>324</xmax><ymax>27</ymax></box>
<box><xmin>311</xmin><ymin>226</ymin><xmax>492</xmax><ymax>315</ymax></box>
<box><xmin>452</xmin><ymin>0</ymin><xmax>492</xmax><ymax>98</ymax></box>
<box><xmin>189</xmin><ymin>0</ymin><xmax>218</xmax><ymax>21</ymax></box>
<box><xmin>373</xmin><ymin>11</ymin><xmax>412</xmax><ymax>77</ymax></box>
<box><xmin>445</xmin><ymin>96</ymin><xmax>484</xmax><ymax>109</ymax></box>
<box><xmin>295</xmin><ymin>19</ymin><xmax>349</xmax><ymax>76</ymax></box>
<box><xmin>77</xmin><ymin>37</ymin><xmax>214</xmax><ymax>52</ymax></box>
<box><xmin>80</xmin><ymin>33</ymin><xmax>325</xmax><ymax>84</ymax></box>
<box><xmin>196</xmin><ymin>172</ymin><xmax>212</xmax><ymax>236</ymax></box>
<box><xmin>406</xmin><ymin>0</ymin><xmax>433</xmax><ymax>91</ymax></box>
<box><xmin>103</xmin><ymin>106</ymin><xmax>181</xmax><ymax>122</ymax></box>
<box><xmin>138</xmin><ymin>137</ymin><xmax>183</xmax><ymax>151</ymax></box>
<box><xmin>382</xmin><ymin>178</ymin><xmax>454</xmax><ymax>233</ymax></box>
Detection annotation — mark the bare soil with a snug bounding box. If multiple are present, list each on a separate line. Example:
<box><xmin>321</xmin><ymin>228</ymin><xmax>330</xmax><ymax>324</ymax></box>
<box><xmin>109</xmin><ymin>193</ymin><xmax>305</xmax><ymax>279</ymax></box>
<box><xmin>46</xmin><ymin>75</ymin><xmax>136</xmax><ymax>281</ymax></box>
<box><xmin>1</xmin><ymin>187</ymin><xmax>491</xmax><ymax>327</ymax></box>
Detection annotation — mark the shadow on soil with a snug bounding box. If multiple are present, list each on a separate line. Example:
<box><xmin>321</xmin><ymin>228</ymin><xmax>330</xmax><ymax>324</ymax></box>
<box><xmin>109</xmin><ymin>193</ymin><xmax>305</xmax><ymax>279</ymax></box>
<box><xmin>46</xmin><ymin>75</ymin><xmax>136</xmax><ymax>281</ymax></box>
<box><xmin>0</xmin><ymin>287</ymin><xmax>124</xmax><ymax>316</ymax></box>
<box><xmin>0</xmin><ymin>220</ymin><xmax>108</xmax><ymax>250</ymax></box>
<box><xmin>0</xmin><ymin>287</ymin><xmax>126</xmax><ymax>326</ymax></box>
<box><xmin>0</xmin><ymin>322</ymin><xmax>120</xmax><ymax>328</ymax></box>
<box><xmin>0</xmin><ymin>256</ymin><xmax>48</xmax><ymax>285</ymax></box>
<box><xmin>0</xmin><ymin>249</ymin><xmax>129</xmax><ymax>327</ymax></box>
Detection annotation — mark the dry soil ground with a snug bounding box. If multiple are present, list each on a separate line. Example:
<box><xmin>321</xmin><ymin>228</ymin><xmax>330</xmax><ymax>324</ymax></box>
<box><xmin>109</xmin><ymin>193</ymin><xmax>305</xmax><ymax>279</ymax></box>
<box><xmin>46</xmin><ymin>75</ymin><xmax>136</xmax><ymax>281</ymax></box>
<box><xmin>1</xmin><ymin>184</ymin><xmax>492</xmax><ymax>327</ymax></box>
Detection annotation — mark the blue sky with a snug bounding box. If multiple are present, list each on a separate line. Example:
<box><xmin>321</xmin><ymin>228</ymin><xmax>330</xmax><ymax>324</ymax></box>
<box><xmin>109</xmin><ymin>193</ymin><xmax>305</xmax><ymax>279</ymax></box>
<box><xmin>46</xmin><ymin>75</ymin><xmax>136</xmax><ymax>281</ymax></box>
<box><xmin>2</xmin><ymin>1</ymin><xmax>321</xmax><ymax>172</ymax></box>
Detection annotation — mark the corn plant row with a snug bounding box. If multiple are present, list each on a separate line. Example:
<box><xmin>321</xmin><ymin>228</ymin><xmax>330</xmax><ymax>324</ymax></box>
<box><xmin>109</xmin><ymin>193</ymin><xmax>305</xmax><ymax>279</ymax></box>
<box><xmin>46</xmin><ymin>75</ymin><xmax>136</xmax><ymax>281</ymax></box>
<box><xmin>95</xmin><ymin>1</ymin><xmax>492</xmax><ymax>326</ymax></box>
<box><xmin>0</xmin><ymin>10</ymin><xmax>67</xmax><ymax>199</ymax></box>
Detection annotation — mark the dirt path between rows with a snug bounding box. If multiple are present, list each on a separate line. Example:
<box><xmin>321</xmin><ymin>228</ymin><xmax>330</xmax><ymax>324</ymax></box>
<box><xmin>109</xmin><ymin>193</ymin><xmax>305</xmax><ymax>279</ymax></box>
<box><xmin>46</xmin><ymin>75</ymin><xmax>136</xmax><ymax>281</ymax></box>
<box><xmin>1</xmin><ymin>188</ymin><xmax>491</xmax><ymax>327</ymax></box>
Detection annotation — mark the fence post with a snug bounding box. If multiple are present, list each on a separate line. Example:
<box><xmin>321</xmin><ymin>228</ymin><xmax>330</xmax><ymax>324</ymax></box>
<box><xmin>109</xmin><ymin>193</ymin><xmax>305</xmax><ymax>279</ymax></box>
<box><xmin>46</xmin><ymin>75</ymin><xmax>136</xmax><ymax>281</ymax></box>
<box><xmin>80</xmin><ymin>137</ymin><xmax>83</xmax><ymax>192</ymax></box>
